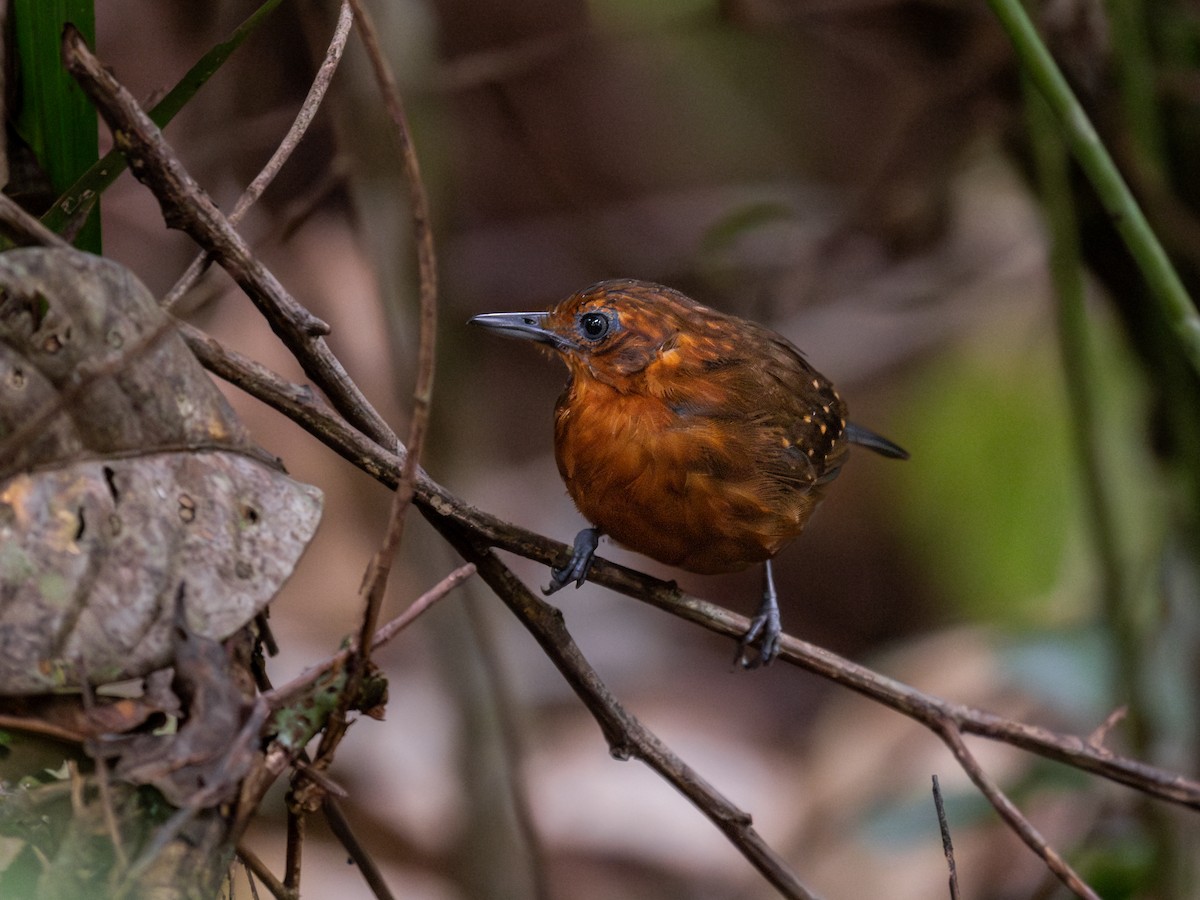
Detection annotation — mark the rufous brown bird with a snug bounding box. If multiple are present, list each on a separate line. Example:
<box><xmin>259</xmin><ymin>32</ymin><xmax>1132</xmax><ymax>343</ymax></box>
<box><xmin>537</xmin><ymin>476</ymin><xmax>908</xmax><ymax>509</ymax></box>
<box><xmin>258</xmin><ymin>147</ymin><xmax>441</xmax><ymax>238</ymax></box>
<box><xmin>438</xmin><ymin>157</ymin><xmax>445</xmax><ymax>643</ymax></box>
<box><xmin>472</xmin><ymin>279</ymin><xmax>907</xmax><ymax>667</ymax></box>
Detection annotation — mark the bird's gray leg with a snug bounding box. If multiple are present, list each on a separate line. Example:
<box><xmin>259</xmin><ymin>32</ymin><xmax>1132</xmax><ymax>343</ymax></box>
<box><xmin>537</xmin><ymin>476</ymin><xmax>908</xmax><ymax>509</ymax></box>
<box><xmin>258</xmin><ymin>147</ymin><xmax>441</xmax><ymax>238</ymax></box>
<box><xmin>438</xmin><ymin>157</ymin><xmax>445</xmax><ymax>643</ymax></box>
<box><xmin>737</xmin><ymin>559</ymin><xmax>782</xmax><ymax>669</ymax></box>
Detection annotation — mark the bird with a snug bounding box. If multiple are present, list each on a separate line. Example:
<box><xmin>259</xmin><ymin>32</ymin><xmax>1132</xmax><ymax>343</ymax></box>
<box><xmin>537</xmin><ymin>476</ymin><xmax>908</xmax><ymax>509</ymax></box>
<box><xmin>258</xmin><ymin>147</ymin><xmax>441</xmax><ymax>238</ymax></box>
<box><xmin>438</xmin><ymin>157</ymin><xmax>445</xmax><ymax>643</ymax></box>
<box><xmin>471</xmin><ymin>279</ymin><xmax>907</xmax><ymax>667</ymax></box>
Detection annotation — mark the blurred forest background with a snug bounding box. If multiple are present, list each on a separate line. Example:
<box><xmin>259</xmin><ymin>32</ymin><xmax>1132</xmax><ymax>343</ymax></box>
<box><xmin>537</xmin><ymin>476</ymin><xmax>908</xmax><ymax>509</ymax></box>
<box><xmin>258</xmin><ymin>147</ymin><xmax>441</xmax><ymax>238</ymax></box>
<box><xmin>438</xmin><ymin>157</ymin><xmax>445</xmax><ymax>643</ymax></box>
<box><xmin>8</xmin><ymin>0</ymin><xmax>1200</xmax><ymax>896</ymax></box>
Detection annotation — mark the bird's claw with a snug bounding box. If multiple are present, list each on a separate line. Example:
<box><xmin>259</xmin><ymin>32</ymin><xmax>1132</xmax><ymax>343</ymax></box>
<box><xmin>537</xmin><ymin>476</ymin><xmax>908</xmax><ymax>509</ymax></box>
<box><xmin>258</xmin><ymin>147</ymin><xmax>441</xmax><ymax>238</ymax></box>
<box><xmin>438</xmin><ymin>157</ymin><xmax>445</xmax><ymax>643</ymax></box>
<box><xmin>544</xmin><ymin>527</ymin><xmax>601</xmax><ymax>595</ymax></box>
<box><xmin>736</xmin><ymin>560</ymin><xmax>782</xmax><ymax>669</ymax></box>
<box><xmin>736</xmin><ymin>605</ymin><xmax>781</xmax><ymax>669</ymax></box>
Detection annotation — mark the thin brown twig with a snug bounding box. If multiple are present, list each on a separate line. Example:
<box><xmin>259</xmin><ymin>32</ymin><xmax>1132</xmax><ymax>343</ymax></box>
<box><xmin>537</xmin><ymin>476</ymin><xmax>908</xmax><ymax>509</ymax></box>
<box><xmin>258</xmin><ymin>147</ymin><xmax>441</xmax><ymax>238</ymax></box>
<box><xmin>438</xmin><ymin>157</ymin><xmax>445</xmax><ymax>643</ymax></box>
<box><xmin>79</xmin><ymin>677</ymin><xmax>129</xmax><ymax>873</ymax></box>
<box><xmin>346</xmin><ymin>0</ymin><xmax>441</xmax><ymax>669</ymax></box>
<box><xmin>237</xmin><ymin>844</ymin><xmax>290</xmax><ymax>900</ymax></box>
<box><xmin>1088</xmin><ymin>706</ymin><xmax>1128</xmax><ymax>749</ymax></box>
<box><xmin>931</xmin><ymin>775</ymin><xmax>960</xmax><ymax>900</ymax></box>
<box><xmin>315</xmin><ymin>0</ymin><xmax>442</xmax><ymax>768</ymax></box>
<box><xmin>935</xmin><ymin>724</ymin><xmax>1101</xmax><ymax>900</ymax></box>
<box><xmin>60</xmin><ymin>25</ymin><xmax>398</xmax><ymax>449</ymax></box>
<box><xmin>264</xmin><ymin>562</ymin><xmax>476</xmax><ymax>710</ymax></box>
<box><xmin>161</xmin><ymin>1</ymin><xmax>354</xmax><ymax>311</ymax></box>
<box><xmin>321</xmin><ymin>796</ymin><xmax>397</xmax><ymax>900</ymax></box>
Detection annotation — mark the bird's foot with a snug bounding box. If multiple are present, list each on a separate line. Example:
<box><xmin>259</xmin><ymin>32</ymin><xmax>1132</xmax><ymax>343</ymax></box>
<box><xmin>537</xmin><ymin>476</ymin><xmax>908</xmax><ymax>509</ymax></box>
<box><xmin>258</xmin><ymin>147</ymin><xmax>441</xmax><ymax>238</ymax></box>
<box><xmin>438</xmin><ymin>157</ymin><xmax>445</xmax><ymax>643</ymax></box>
<box><xmin>735</xmin><ymin>561</ymin><xmax>782</xmax><ymax>669</ymax></box>
<box><xmin>544</xmin><ymin>527</ymin><xmax>601</xmax><ymax>595</ymax></box>
<box><xmin>736</xmin><ymin>605</ymin><xmax>781</xmax><ymax>669</ymax></box>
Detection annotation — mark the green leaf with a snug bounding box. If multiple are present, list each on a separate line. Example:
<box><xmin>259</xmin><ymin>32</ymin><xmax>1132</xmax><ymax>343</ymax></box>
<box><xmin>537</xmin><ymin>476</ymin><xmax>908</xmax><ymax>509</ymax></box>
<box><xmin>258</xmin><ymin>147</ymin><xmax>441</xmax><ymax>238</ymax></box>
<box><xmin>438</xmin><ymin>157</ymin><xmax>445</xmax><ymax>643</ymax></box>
<box><xmin>39</xmin><ymin>0</ymin><xmax>287</xmax><ymax>238</ymax></box>
<box><xmin>12</xmin><ymin>0</ymin><xmax>100</xmax><ymax>251</ymax></box>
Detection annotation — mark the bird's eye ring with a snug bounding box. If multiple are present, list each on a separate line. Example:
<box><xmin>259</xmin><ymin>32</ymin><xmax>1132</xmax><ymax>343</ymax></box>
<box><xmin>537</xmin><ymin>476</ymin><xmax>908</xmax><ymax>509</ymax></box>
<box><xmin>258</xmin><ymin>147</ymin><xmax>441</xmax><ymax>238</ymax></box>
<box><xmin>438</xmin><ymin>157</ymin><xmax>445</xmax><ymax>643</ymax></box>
<box><xmin>578</xmin><ymin>311</ymin><xmax>611</xmax><ymax>341</ymax></box>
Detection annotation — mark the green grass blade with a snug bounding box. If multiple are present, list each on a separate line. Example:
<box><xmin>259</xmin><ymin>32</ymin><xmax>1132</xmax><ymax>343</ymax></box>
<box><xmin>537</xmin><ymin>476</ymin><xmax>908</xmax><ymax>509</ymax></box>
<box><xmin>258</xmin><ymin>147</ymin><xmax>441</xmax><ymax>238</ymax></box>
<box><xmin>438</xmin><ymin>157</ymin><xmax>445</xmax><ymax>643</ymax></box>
<box><xmin>985</xmin><ymin>0</ymin><xmax>1200</xmax><ymax>374</ymax></box>
<box><xmin>41</xmin><ymin>0</ymin><xmax>287</xmax><ymax>236</ymax></box>
<box><xmin>12</xmin><ymin>0</ymin><xmax>100</xmax><ymax>251</ymax></box>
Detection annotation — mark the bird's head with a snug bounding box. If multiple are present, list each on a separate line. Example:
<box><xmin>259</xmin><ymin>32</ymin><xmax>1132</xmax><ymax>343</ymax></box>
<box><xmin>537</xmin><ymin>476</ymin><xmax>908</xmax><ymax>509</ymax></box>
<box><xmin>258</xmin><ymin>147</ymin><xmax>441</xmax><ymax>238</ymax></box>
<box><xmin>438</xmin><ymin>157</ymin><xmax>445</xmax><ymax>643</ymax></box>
<box><xmin>471</xmin><ymin>279</ymin><xmax>731</xmax><ymax>385</ymax></box>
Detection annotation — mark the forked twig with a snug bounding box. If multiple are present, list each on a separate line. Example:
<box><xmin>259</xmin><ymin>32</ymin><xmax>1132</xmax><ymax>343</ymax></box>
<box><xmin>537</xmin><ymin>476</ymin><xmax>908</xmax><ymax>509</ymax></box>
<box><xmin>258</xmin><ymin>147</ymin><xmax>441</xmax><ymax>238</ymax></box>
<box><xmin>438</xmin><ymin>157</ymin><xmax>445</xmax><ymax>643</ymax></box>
<box><xmin>936</xmin><ymin>724</ymin><xmax>1100</xmax><ymax>899</ymax></box>
<box><xmin>61</xmin><ymin>25</ymin><xmax>397</xmax><ymax>448</ymax></box>
<box><xmin>263</xmin><ymin>563</ymin><xmax>477</xmax><ymax>710</ymax></box>
<box><xmin>162</xmin><ymin>1</ymin><xmax>355</xmax><ymax>310</ymax></box>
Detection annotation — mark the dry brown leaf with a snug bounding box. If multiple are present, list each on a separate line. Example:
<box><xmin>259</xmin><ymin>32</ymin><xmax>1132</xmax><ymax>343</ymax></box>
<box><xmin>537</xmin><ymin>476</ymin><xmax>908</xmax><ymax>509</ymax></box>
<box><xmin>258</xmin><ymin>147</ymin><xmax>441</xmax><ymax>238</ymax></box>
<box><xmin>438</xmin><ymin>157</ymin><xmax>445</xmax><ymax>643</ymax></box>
<box><xmin>100</xmin><ymin>591</ymin><xmax>263</xmax><ymax>808</ymax></box>
<box><xmin>0</xmin><ymin>248</ymin><xmax>322</xmax><ymax>694</ymax></box>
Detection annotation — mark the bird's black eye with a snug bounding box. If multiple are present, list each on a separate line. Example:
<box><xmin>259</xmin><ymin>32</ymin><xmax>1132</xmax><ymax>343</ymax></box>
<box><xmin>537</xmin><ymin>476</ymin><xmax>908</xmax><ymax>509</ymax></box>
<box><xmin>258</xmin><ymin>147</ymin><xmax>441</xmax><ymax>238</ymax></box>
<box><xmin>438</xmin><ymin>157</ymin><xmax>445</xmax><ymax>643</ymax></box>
<box><xmin>578</xmin><ymin>311</ymin><xmax>610</xmax><ymax>341</ymax></box>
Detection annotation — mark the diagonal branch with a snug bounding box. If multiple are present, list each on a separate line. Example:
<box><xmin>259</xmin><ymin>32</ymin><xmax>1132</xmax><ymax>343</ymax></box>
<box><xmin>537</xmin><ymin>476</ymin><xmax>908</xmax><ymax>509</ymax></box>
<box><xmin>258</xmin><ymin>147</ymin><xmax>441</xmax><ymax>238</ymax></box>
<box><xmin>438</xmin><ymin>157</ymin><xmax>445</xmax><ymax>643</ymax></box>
<box><xmin>436</xmin><ymin>532</ymin><xmax>821</xmax><ymax>900</ymax></box>
<box><xmin>161</xmin><ymin>0</ymin><xmax>355</xmax><ymax>311</ymax></box>
<box><xmin>60</xmin><ymin>24</ymin><xmax>397</xmax><ymax>449</ymax></box>
<box><xmin>934</xmin><ymin>722</ymin><xmax>1099</xmax><ymax>899</ymax></box>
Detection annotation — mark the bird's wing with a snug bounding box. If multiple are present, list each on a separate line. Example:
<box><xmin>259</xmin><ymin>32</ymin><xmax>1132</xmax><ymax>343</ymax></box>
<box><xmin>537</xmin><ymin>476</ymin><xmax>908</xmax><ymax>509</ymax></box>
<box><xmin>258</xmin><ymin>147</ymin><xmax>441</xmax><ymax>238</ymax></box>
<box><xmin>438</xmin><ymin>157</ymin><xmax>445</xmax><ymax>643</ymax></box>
<box><xmin>742</xmin><ymin>335</ymin><xmax>851</xmax><ymax>492</ymax></box>
<box><xmin>656</xmin><ymin>331</ymin><xmax>849</xmax><ymax>493</ymax></box>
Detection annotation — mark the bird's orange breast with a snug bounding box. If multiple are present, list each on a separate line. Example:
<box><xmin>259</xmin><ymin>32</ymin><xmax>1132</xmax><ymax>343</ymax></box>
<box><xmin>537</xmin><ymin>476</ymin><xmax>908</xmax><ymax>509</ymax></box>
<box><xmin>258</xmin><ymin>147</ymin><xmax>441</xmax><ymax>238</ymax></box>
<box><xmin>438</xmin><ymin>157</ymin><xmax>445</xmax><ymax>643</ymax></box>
<box><xmin>553</xmin><ymin>373</ymin><xmax>830</xmax><ymax>574</ymax></box>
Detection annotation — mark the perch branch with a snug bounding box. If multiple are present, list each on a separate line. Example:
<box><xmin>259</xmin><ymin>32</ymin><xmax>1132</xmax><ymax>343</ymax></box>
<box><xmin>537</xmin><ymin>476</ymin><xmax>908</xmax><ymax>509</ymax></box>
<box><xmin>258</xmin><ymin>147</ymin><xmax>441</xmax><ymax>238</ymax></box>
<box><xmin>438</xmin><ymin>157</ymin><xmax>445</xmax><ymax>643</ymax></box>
<box><xmin>179</xmin><ymin>325</ymin><xmax>1200</xmax><ymax>812</ymax></box>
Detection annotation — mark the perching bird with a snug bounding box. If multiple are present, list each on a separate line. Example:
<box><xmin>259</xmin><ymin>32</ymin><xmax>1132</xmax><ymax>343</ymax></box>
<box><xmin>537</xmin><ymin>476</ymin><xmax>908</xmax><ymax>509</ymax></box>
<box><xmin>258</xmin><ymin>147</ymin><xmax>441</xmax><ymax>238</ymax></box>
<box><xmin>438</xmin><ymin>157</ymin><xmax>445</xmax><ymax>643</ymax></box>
<box><xmin>471</xmin><ymin>279</ymin><xmax>907</xmax><ymax>667</ymax></box>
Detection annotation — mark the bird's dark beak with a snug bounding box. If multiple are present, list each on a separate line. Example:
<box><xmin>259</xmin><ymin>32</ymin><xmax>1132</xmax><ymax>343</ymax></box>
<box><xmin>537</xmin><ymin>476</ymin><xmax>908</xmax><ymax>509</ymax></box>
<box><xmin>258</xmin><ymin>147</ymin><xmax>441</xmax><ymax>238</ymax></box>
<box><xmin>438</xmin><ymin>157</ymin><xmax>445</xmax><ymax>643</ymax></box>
<box><xmin>470</xmin><ymin>311</ymin><xmax>577</xmax><ymax>350</ymax></box>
